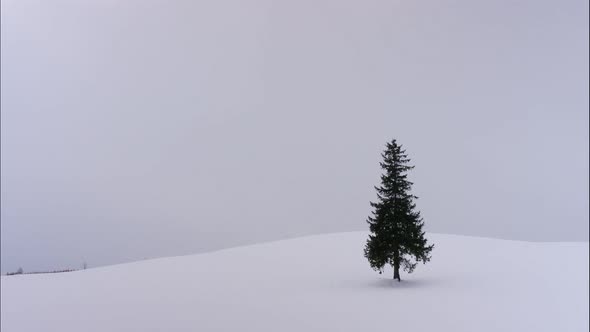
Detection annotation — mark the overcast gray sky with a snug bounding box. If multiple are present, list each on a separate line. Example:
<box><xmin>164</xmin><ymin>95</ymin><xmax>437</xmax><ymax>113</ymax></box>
<box><xmin>1</xmin><ymin>0</ymin><xmax>588</xmax><ymax>273</ymax></box>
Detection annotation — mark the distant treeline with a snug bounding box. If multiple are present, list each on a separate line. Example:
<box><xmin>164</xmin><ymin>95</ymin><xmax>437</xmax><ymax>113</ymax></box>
<box><xmin>5</xmin><ymin>269</ymin><xmax>78</xmax><ymax>276</ymax></box>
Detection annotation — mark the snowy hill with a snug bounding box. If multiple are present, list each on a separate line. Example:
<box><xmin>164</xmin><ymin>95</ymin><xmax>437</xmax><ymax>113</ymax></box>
<box><xmin>1</xmin><ymin>232</ymin><xmax>588</xmax><ymax>331</ymax></box>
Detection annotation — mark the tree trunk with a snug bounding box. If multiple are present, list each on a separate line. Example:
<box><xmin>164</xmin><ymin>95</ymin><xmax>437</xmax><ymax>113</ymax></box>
<box><xmin>392</xmin><ymin>249</ymin><xmax>401</xmax><ymax>282</ymax></box>
<box><xmin>393</xmin><ymin>263</ymin><xmax>401</xmax><ymax>282</ymax></box>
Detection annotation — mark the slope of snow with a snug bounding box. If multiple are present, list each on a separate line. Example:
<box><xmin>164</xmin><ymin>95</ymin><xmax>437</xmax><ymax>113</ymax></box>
<box><xmin>1</xmin><ymin>232</ymin><xmax>588</xmax><ymax>331</ymax></box>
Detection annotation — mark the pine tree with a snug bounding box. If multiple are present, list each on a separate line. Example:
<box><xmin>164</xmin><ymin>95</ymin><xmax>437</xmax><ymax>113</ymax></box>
<box><xmin>364</xmin><ymin>139</ymin><xmax>433</xmax><ymax>281</ymax></box>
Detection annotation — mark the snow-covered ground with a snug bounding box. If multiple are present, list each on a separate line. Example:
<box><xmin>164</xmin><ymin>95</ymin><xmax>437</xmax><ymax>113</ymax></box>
<box><xmin>1</xmin><ymin>232</ymin><xmax>588</xmax><ymax>331</ymax></box>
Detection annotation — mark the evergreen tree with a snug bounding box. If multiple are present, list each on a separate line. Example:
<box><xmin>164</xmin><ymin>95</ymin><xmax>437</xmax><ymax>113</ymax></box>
<box><xmin>364</xmin><ymin>139</ymin><xmax>433</xmax><ymax>281</ymax></box>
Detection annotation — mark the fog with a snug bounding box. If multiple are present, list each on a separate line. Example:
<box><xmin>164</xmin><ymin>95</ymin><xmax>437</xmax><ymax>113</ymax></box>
<box><xmin>1</xmin><ymin>0</ymin><xmax>588</xmax><ymax>273</ymax></box>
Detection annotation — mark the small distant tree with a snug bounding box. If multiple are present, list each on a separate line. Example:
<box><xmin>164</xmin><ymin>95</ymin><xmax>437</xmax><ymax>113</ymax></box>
<box><xmin>364</xmin><ymin>139</ymin><xmax>433</xmax><ymax>281</ymax></box>
<box><xmin>16</xmin><ymin>267</ymin><xmax>23</xmax><ymax>274</ymax></box>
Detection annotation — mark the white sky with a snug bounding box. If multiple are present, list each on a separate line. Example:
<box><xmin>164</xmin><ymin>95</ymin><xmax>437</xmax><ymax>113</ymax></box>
<box><xmin>1</xmin><ymin>0</ymin><xmax>588</xmax><ymax>273</ymax></box>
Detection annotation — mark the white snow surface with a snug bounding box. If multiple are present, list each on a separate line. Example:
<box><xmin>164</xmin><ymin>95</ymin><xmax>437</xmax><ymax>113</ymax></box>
<box><xmin>1</xmin><ymin>232</ymin><xmax>588</xmax><ymax>331</ymax></box>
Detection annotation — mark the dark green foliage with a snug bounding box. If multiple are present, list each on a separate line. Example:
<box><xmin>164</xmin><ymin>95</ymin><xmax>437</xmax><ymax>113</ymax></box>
<box><xmin>364</xmin><ymin>139</ymin><xmax>433</xmax><ymax>281</ymax></box>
